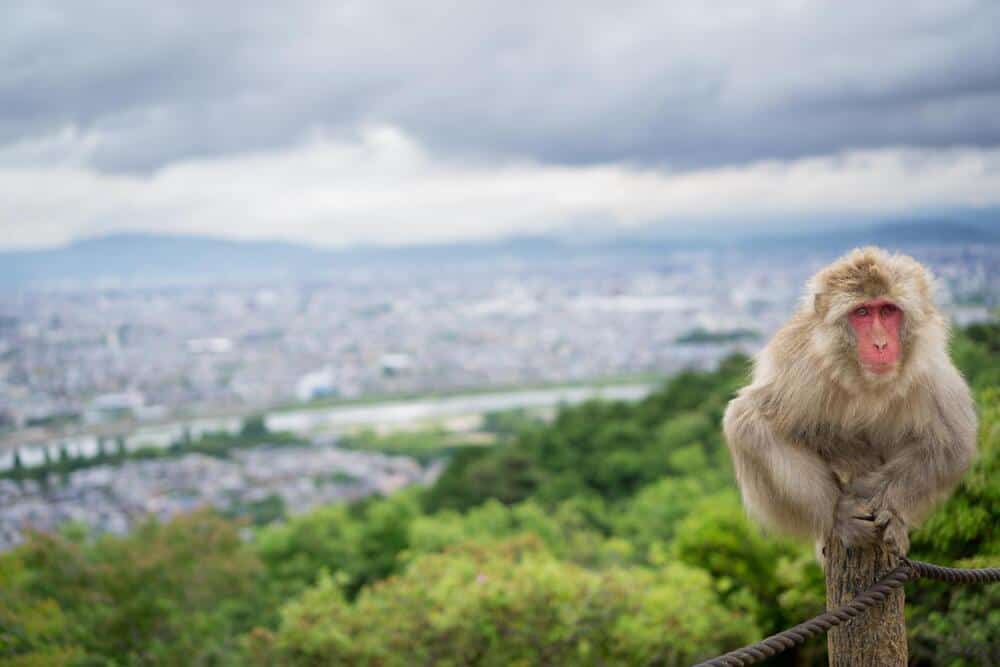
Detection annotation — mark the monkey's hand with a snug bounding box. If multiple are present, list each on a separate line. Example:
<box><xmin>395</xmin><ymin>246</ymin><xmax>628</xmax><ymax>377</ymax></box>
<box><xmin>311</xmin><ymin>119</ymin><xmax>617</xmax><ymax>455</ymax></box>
<box><xmin>843</xmin><ymin>474</ymin><xmax>910</xmax><ymax>555</ymax></box>
<box><xmin>834</xmin><ymin>490</ymin><xmax>910</xmax><ymax>554</ymax></box>
<box><xmin>874</xmin><ymin>507</ymin><xmax>909</xmax><ymax>556</ymax></box>
<box><xmin>833</xmin><ymin>492</ymin><xmax>880</xmax><ymax>548</ymax></box>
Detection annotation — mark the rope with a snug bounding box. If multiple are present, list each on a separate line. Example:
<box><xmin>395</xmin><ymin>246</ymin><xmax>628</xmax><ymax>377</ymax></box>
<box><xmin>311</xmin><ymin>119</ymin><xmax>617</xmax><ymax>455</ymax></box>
<box><xmin>907</xmin><ymin>559</ymin><xmax>1000</xmax><ymax>584</ymax></box>
<box><xmin>692</xmin><ymin>558</ymin><xmax>1000</xmax><ymax>667</ymax></box>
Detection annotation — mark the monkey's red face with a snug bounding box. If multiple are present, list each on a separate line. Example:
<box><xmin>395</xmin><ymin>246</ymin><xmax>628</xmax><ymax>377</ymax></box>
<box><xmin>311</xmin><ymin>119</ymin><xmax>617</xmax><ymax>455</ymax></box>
<box><xmin>847</xmin><ymin>300</ymin><xmax>903</xmax><ymax>375</ymax></box>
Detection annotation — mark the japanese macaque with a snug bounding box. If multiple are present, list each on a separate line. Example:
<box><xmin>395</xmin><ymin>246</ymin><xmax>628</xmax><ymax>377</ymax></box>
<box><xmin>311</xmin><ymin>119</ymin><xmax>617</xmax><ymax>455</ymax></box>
<box><xmin>723</xmin><ymin>247</ymin><xmax>977</xmax><ymax>556</ymax></box>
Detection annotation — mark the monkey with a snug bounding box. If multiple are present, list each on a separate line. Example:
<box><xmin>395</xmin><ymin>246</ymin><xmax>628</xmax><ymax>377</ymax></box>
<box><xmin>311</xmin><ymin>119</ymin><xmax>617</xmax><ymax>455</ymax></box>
<box><xmin>723</xmin><ymin>247</ymin><xmax>977</xmax><ymax>556</ymax></box>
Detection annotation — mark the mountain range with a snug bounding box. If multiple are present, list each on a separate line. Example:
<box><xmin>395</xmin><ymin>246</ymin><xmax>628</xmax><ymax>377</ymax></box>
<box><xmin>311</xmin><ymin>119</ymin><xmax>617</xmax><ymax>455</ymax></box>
<box><xmin>0</xmin><ymin>219</ymin><xmax>996</xmax><ymax>289</ymax></box>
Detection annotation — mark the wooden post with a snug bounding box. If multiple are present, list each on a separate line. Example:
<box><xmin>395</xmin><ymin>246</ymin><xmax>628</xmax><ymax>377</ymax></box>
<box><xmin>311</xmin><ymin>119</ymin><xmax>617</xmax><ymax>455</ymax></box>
<box><xmin>824</xmin><ymin>536</ymin><xmax>906</xmax><ymax>666</ymax></box>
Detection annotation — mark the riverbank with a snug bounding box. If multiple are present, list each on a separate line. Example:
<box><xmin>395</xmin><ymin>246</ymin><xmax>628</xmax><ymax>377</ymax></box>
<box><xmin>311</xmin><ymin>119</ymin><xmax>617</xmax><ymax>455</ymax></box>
<box><xmin>0</xmin><ymin>381</ymin><xmax>657</xmax><ymax>471</ymax></box>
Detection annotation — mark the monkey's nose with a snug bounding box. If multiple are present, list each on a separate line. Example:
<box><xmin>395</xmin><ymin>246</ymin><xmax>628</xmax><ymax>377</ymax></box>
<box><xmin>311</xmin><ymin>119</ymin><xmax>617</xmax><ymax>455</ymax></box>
<box><xmin>873</xmin><ymin>340</ymin><xmax>888</xmax><ymax>351</ymax></box>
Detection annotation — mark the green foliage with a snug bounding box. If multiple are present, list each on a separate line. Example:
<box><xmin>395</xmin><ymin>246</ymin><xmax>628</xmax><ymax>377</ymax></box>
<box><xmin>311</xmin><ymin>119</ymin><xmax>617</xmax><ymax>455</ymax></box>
<box><xmin>423</xmin><ymin>357</ymin><xmax>747</xmax><ymax>512</ymax></box>
<box><xmin>177</xmin><ymin>423</ymin><xmax>304</xmax><ymax>459</ymax></box>
<box><xmin>225</xmin><ymin>493</ymin><xmax>287</xmax><ymax>526</ymax></box>
<box><xmin>239</xmin><ymin>415</ymin><xmax>269</xmax><ymax>438</ymax></box>
<box><xmin>480</xmin><ymin>407</ymin><xmax>543</xmax><ymax>438</ymax></box>
<box><xmin>254</xmin><ymin>536</ymin><xmax>759</xmax><ymax>667</ymax></box>
<box><xmin>424</xmin><ymin>446</ymin><xmax>544</xmax><ymax>512</ymax></box>
<box><xmin>676</xmin><ymin>327</ymin><xmax>762</xmax><ymax>344</ymax></box>
<box><xmin>1</xmin><ymin>417</ymin><xmax>305</xmax><ymax>482</ymax></box>
<box><xmin>612</xmin><ymin>477</ymin><xmax>710</xmax><ymax>554</ymax></box>
<box><xmin>0</xmin><ymin>511</ymin><xmax>265</xmax><ymax>666</ymax></box>
<box><xmin>669</xmin><ymin>493</ymin><xmax>810</xmax><ymax>632</ymax></box>
<box><xmin>339</xmin><ymin>426</ymin><xmax>489</xmax><ymax>464</ymax></box>
<box><xmin>407</xmin><ymin>499</ymin><xmax>623</xmax><ymax>568</ymax></box>
<box><xmin>0</xmin><ymin>556</ymin><xmax>82</xmax><ymax>665</ymax></box>
<box><xmin>255</xmin><ymin>490</ymin><xmax>422</xmax><ymax>600</ymax></box>
<box><xmin>906</xmin><ymin>385</ymin><xmax>1000</xmax><ymax>666</ymax></box>
<box><xmin>951</xmin><ymin>321</ymin><xmax>1000</xmax><ymax>391</ymax></box>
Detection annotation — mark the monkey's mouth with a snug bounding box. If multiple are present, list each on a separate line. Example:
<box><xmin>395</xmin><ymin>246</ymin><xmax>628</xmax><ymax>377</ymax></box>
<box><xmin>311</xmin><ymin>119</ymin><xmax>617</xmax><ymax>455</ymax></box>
<box><xmin>862</xmin><ymin>360</ymin><xmax>897</xmax><ymax>376</ymax></box>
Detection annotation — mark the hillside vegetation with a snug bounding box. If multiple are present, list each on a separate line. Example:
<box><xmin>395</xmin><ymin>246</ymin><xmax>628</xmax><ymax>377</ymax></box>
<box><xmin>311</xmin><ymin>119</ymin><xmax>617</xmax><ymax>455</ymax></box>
<box><xmin>2</xmin><ymin>323</ymin><xmax>997</xmax><ymax>666</ymax></box>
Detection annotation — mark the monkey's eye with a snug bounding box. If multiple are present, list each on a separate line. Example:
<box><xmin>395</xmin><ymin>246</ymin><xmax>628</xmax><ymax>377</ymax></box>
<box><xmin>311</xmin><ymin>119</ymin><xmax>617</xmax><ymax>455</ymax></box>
<box><xmin>880</xmin><ymin>304</ymin><xmax>898</xmax><ymax>316</ymax></box>
<box><xmin>853</xmin><ymin>307</ymin><xmax>869</xmax><ymax>317</ymax></box>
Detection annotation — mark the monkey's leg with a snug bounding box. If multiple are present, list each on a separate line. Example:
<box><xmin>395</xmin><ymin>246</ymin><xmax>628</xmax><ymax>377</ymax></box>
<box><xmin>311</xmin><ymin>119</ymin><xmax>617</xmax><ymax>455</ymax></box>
<box><xmin>724</xmin><ymin>396</ymin><xmax>841</xmax><ymax>541</ymax></box>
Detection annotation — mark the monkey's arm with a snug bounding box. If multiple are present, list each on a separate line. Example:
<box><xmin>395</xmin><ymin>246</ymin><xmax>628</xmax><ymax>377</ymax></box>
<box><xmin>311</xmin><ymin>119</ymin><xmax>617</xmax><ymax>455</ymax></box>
<box><xmin>854</xmin><ymin>369</ymin><xmax>977</xmax><ymax>528</ymax></box>
<box><xmin>723</xmin><ymin>392</ymin><xmax>842</xmax><ymax>540</ymax></box>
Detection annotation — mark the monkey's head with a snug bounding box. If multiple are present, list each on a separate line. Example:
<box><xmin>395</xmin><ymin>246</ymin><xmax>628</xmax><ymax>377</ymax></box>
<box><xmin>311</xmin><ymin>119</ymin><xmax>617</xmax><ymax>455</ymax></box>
<box><xmin>806</xmin><ymin>247</ymin><xmax>941</xmax><ymax>389</ymax></box>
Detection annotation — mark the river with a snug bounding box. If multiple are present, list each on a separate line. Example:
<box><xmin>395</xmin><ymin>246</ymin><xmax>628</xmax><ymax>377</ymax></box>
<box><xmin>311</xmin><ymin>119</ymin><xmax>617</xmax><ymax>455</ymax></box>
<box><xmin>0</xmin><ymin>383</ymin><xmax>654</xmax><ymax>470</ymax></box>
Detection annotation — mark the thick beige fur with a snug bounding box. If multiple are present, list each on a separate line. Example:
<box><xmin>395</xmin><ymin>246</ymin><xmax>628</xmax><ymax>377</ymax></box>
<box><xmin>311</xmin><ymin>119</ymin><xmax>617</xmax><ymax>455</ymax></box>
<box><xmin>723</xmin><ymin>247</ymin><xmax>977</xmax><ymax>551</ymax></box>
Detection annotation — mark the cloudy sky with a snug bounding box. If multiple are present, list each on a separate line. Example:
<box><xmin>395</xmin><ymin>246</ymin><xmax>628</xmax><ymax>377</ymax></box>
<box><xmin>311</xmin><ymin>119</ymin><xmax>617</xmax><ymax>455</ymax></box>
<box><xmin>2</xmin><ymin>1</ymin><xmax>999</xmax><ymax>249</ymax></box>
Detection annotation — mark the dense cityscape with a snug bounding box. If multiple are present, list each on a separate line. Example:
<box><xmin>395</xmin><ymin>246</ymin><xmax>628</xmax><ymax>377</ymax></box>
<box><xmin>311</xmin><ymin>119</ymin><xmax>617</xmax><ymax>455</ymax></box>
<box><xmin>0</xmin><ymin>443</ymin><xmax>436</xmax><ymax>551</ymax></box>
<box><xmin>1</xmin><ymin>244</ymin><xmax>995</xmax><ymax>439</ymax></box>
<box><xmin>0</xmin><ymin>241</ymin><xmax>995</xmax><ymax>550</ymax></box>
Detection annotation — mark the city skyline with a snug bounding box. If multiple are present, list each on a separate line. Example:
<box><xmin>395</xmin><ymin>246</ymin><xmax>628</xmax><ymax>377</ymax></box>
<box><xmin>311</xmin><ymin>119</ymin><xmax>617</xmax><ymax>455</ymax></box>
<box><xmin>1</xmin><ymin>241</ymin><xmax>993</xmax><ymax>446</ymax></box>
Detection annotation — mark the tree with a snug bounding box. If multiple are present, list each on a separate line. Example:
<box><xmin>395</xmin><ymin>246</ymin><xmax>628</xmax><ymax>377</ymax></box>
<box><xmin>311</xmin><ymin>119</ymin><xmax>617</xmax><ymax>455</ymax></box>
<box><xmin>96</xmin><ymin>437</ymin><xmax>108</xmax><ymax>462</ymax></box>
<box><xmin>7</xmin><ymin>511</ymin><xmax>266</xmax><ymax>666</ymax></box>
<box><xmin>253</xmin><ymin>536</ymin><xmax>759</xmax><ymax>666</ymax></box>
<box><xmin>240</xmin><ymin>415</ymin><xmax>268</xmax><ymax>439</ymax></box>
<box><xmin>0</xmin><ymin>552</ymin><xmax>82</xmax><ymax>665</ymax></box>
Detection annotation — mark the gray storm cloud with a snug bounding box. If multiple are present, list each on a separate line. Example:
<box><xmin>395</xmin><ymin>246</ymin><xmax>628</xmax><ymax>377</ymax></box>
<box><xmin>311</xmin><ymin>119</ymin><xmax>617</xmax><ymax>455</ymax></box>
<box><xmin>2</xmin><ymin>1</ymin><xmax>999</xmax><ymax>249</ymax></box>
<box><xmin>2</xmin><ymin>1</ymin><xmax>999</xmax><ymax>172</ymax></box>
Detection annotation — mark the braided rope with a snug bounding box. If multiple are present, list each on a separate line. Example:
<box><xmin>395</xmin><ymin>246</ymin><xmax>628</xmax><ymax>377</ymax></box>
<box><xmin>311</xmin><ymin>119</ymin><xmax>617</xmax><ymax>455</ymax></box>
<box><xmin>692</xmin><ymin>559</ymin><xmax>1000</xmax><ymax>667</ymax></box>
<box><xmin>907</xmin><ymin>559</ymin><xmax>1000</xmax><ymax>584</ymax></box>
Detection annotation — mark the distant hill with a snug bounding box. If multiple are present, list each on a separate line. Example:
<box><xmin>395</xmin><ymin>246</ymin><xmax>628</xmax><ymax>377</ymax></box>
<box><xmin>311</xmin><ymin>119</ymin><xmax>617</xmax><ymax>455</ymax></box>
<box><xmin>0</xmin><ymin>234</ymin><xmax>333</xmax><ymax>288</ymax></box>
<box><xmin>0</xmin><ymin>218</ymin><xmax>995</xmax><ymax>288</ymax></box>
<box><xmin>741</xmin><ymin>219</ymin><xmax>998</xmax><ymax>251</ymax></box>
<box><xmin>0</xmin><ymin>233</ymin><xmax>568</xmax><ymax>288</ymax></box>
<box><xmin>859</xmin><ymin>220</ymin><xmax>999</xmax><ymax>245</ymax></box>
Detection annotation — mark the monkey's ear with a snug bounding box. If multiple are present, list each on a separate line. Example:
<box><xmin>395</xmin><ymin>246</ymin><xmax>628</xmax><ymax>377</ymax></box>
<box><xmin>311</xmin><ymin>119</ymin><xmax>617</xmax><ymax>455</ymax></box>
<box><xmin>805</xmin><ymin>275</ymin><xmax>828</xmax><ymax>317</ymax></box>
<box><xmin>813</xmin><ymin>292</ymin><xmax>827</xmax><ymax>316</ymax></box>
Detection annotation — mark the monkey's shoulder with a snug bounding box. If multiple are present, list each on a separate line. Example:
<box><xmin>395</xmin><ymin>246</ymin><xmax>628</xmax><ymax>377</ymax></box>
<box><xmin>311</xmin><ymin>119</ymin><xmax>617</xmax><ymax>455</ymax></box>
<box><xmin>739</xmin><ymin>382</ymin><xmax>918</xmax><ymax>449</ymax></box>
